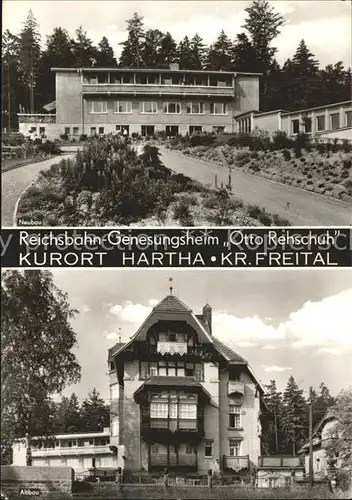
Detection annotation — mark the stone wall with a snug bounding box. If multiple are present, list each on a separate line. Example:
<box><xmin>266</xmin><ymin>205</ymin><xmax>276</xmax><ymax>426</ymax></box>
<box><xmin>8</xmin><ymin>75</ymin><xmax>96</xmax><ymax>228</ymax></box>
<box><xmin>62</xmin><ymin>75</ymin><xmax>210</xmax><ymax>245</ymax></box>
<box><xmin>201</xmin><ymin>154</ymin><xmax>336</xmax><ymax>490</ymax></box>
<box><xmin>1</xmin><ymin>466</ymin><xmax>73</xmax><ymax>499</ymax></box>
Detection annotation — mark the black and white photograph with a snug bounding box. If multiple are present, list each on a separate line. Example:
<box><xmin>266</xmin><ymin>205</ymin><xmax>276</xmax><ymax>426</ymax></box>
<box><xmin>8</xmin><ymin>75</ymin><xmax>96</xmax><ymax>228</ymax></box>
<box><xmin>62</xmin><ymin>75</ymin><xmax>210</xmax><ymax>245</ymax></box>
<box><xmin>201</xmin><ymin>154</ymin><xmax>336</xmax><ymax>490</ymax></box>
<box><xmin>1</xmin><ymin>0</ymin><xmax>352</xmax><ymax>227</ymax></box>
<box><xmin>1</xmin><ymin>269</ymin><xmax>352</xmax><ymax>499</ymax></box>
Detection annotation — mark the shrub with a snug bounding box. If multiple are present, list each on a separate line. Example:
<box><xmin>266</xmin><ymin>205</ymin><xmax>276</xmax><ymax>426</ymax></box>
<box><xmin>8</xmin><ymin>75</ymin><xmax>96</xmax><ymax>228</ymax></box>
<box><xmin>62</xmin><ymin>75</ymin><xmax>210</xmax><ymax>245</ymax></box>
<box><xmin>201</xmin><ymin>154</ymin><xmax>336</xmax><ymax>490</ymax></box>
<box><xmin>207</xmin><ymin>188</ymin><xmax>234</xmax><ymax>225</ymax></box>
<box><xmin>37</xmin><ymin>141</ymin><xmax>61</xmax><ymax>155</ymax></box>
<box><xmin>189</xmin><ymin>133</ymin><xmax>216</xmax><ymax>147</ymax></box>
<box><xmin>235</xmin><ymin>151</ymin><xmax>251</xmax><ymax>167</ymax></box>
<box><xmin>316</xmin><ymin>142</ymin><xmax>326</xmax><ymax>154</ymax></box>
<box><xmin>60</xmin><ymin>133</ymin><xmax>69</xmax><ymax>141</ymax></box>
<box><xmin>79</xmin><ymin>134</ymin><xmax>88</xmax><ymax>141</ymax></box>
<box><xmin>272</xmin><ymin>130</ymin><xmax>292</xmax><ymax>150</ymax></box>
<box><xmin>173</xmin><ymin>196</ymin><xmax>194</xmax><ymax>225</ymax></box>
<box><xmin>342</xmin><ymin>139</ymin><xmax>352</xmax><ymax>153</ymax></box>
<box><xmin>282</xmin><ymin>149</ymin><xmax>291</xmax><ymax>161</ymax></box>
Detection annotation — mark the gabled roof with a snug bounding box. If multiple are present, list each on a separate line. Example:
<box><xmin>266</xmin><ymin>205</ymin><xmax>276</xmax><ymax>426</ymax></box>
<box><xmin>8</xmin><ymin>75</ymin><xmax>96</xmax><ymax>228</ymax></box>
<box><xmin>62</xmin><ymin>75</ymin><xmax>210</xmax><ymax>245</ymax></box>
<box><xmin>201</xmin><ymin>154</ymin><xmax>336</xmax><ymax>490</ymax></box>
<box><xmin>299</xmin><ymin>409</ymin><xmax>337</xmax><ymax>453</ymax></box>
<box><xmin>153</xmin><ymin>295</ymin><xmax>192</xmax><ymax>313</ymax></box>
<box><xmin>212</xmin><ymin>337</ymin><xmax>247</xmax><ymax>363</ymax></box>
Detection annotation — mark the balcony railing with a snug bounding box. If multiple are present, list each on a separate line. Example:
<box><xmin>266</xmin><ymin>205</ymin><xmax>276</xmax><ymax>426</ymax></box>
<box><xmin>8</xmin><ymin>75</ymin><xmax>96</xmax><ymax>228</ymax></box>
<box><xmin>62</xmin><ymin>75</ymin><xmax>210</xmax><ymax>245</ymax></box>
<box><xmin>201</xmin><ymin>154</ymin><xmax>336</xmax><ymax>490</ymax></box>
<box><xmin>223</xmin><ymin>455</ymin><xmax>249</xmax><ymax>471</ymax></box>
<box><xmin>31</xmin><ymin>445</ymin><xmax>112</xmax><ymax>457</ymax></box>
<box><xmin>157</xmin><ymin>341</ymin><xmax>188</xmax><ymax>355</ymax></box>
<box><xmin>228</xmin><ymin>381</ymin><xmax>245</xmax><ymax>396</ymax></box>
<box><xmin>258</xmin><ymin>456</ymin><xmax>303</xmax><ymax>467</ymax></box>
<box><xmin>150</xmin><ymin>453</ymin><xmax>196</xmax><ymax>467</ymax></box>
<box><xmin>18</xmin><ymin>114</ymin><xmax>56</xmax><ymax>124</ymax></box>
<box><xmin>82</xmin><ymin>83</ymin><xmax>234</xmax><ymax>97</ymax></box>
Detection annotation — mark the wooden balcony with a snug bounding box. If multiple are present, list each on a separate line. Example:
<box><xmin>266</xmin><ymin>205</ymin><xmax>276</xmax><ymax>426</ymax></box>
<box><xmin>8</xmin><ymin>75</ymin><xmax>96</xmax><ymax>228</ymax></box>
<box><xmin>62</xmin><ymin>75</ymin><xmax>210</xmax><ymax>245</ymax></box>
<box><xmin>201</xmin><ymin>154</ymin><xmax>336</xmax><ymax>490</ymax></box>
<box><xmin>223</xmin><ymin>455</ymin><xmax>249</xmax><ymax>471</ymax></box>
<box><xmin>157</xmin><ymin>341</ymin><xmax>187</xmax><ymax>355</ymax></box>
<box><xmin>18</xmin><ymin>114</ymin><xmax>56</xmax><ymax>124</ymax></box>
<box><xmin>228</xmin><ymin>381</ymin><xmax>245</xmax><ymax>396</ymax></box>
<box><xmin>82</xmin><ymin>83</ymin><xmax>235</xmax><ymax>98</ymax></box>
<box><xmin>150</xmin><ymin>453</ymin><xmax>197</xmax><ymax>468</ymax></box>
<box><xmin>258</xmin><ymin>456</ymin><xmax>303</xmax><ymax>468</ymax></box>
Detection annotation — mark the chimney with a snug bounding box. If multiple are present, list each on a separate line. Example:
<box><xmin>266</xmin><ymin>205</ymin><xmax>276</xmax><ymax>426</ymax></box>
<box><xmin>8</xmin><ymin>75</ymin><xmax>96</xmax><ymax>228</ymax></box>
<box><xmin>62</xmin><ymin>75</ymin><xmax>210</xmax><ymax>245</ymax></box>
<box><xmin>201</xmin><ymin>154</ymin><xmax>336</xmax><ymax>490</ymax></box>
<box><xmin>169</xmin><ymin>62</ymin><xmax>180</xmax><ymax>71</ymax></box>
<box><xmin>202</xmin><ymin>304</ymin><xmax>212</xmax><ymax>335</ymax></box>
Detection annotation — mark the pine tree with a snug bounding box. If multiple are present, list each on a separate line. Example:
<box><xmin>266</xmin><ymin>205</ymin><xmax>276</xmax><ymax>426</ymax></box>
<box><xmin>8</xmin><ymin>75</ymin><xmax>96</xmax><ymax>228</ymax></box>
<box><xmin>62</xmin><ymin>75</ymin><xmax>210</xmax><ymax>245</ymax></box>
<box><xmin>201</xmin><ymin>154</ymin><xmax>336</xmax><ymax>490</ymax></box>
<box><xmin>292</xmin><ymin>39</ymin><xmax>319</xmax><ymax>73</ymax></box>
<box><xmin>119</xmin><ymin>12</ymin><xmax>145</xmax><ymax>68</ymax></box>
<box><xmin>53</xmin><ymin>394</ymin><xmax>82</xmax><ymax>433</ymax></box>
<box><xmin>189</xmin><ymin>33</ymin><xmax>207</xmax><ymax>70</ymax></box>
<box><xmin>36</xmin><ymin>27</ymin><xmax>75</xmax><ymax>107</ymax></box>
<box><xmin>142</xmin><ymin>29</ymin><xmax>165</xmax><ymax>68</ymax></box>
<box><xmin>280</xmin><ymin>376</ymin><xmax>308</xmax><ymax>455</ymax></box>
<box><xmin>320</xmin><ymin>62</ymin><xmax>351</xmax><ymax>105</ymax></box>
<box><xmin>263</xmin><ymin>380</ymin><xmax>283</xmax><ymax>454</ymax></box>
<box><xmin>2</xmin><ymin>30</ymin><xmax>21</xmax><ymax>129</ymax></box>
<box><xmin>96</xmin><ymin>36</ymin><xmax>117</xmax><ymax>66</ymax></box>
<box><xmin>18</xmin><ymin>10</ymin><xmax>42</xmax><ymax>113</ymax></box>
<box><xmin>205</xmin><ymin>30</ymin><xmax>234</xmax><ymax>71</ymax></box>
<box><xmin>178</xmin><ymin>36</ymin><xmax>194</xmax><ymax>70</ymax></box>
<box><xmin>232</xmin><ymin>33</ymin><xmax>258</xmax><ymax>73</ymax></box>
<box><xmin>80</xmin><ymin>388</ymin><xmax>110</xmax><ymax>432</ymax></box>
<box><xmin>71</xmin><ymin>26</ymin><xmax>98</xmax><ymax>67</ymax></box>
<box><xmin>243</xmin><ymin>0</ymin><xmax>284</xmax><ymax>101</ymax></box>
<box><xmin>159</xmin><ymin>32</ymin><xmax>178</xmax><ymax>67</ymax></box>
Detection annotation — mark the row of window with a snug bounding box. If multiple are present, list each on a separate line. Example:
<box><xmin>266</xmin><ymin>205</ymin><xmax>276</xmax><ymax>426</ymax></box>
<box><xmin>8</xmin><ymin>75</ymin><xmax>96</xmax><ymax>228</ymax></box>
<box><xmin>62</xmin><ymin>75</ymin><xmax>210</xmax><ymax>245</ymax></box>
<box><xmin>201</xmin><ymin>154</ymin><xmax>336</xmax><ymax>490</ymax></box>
<box><xmin>150</xmin><ymin>440</ymin><xmax>242</xmax><ymax>457</ymax></box>
<box><xmin>292</xmin><ymin>110</ymin><xmax>352</xmax><ymax>134</ymax></box>
<box><xmin>85</xmin><ymin>74</ymin><xmax>233</xmax><ymax>87</ymax></box>
<box><xmin>139</xmin><ymin>361</ymin><xmax>204</xmax><ymax>380</ymax></box>
<box><xmin>33</xmin><ymin>438</ymin><xmax>110</xmax><ymax>450</ymax></box>
<box><xmin>151</xmin><ymin>401</ymin><xmax>197</xmax><ymax>419</ymax></box>
<box><xmin>87</xmin><ymin>125</ymin><xmax>224</xmax><ymax>137</ymax></box>
<box><xmin>87</xmin><ymin>100</ymin><xmax>228</xmax><ymax>115</ymax></box>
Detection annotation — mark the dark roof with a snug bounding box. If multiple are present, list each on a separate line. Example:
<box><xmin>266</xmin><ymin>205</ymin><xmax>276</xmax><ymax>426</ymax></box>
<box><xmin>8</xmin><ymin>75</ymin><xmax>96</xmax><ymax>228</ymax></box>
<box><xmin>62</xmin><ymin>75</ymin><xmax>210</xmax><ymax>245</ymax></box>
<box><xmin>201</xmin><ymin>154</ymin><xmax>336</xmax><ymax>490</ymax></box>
<box><xmin>153</xmin><ymin>295</ymin><xmax>191</xmax><ymax>313</ymax></box>
<box><xmin>144</xmin><ymin>376</ymin><xmax>202</xmax><ymax>387</ymax></box>
<box><xmin>212</xmin><ymin>337</ymin><xmax>247</xmax><ymax>363</ymax></box>
<box><xmin>108</xmin><ymin>342</ymin><xmax>126</xmax><ymax>359</ymax></box>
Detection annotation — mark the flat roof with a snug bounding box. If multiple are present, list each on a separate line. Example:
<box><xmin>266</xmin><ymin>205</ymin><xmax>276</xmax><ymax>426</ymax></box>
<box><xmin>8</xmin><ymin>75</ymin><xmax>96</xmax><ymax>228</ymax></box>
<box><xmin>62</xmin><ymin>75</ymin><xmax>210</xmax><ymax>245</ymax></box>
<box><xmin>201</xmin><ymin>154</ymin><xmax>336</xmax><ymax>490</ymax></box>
<box><xmin>51</xmin><ymin>67</ymin><xmax>262</xmax><ymax>77</ymax></box>
<box><xmin>282</xmin><ymin>100</ymin><xmax>352</xmax><ymax>116</ymax></box>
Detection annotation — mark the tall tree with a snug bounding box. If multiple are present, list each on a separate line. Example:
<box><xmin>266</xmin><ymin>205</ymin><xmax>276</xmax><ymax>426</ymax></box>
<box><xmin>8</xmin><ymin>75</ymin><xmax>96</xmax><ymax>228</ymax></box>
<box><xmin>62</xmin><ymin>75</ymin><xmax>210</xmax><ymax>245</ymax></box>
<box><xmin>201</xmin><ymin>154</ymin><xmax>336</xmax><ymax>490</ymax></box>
<box><xmin>71</xmin><ymin>26</ymin><xmax>98</xmax><ymax>67</ymax></box>
<box><xmin>142</xmin><ymin>29</ymin><xmax>165</xmax><ymax>68</ymax></box>
<box><xmin>95</xmin><ymin>36</ymin><xmax>117</xmax><ymax>66</ymax></box>
<box><xmin>119</xmin><ymin>12</ymin><xmax>145</xmax><ymax>68</ymax></box>
<box><xmin>325</xmin><ymin>387</ymin><xmax>352</xmax><ymax>468</ymax></box>
<box><xmin>1</xmin><ymin>270</ymin><xmax>81</xmax><ymax>465</ymax></box>
<box><xmin>232</xmin><ymin>32</ymin><xmax>259</xmax><ymax>73</ymax></box>
<box><xmin>263</xmin><ymin>380</ymin><xmax>283</xmax><ymax>454</ymax></box>
<box><xmin>205</xmin><ymin>30</ymin><xmax>234</xmax><ymax>71</ymax></box>
<box><xmin>178</xmin><ymin>36</ymin><xmax>194</xmax><ymax>70</ymax></box>
<box><xmin>159</xmin><ymin>32</ymin><xmax>178</xmax><ymax>67</ymax></box>
<box><xmin>320</xmin><ymin>62</ymin><xmax>352</xmax><ymax>105</ymax></box>
<box><xmin>18</xmin><ymin>10</ymin><xmax>42</xmax><ymax>113</ymax></box>
<box><xmin>53</xmin><ymin>394</ymin><xmax>82</xmax><ymax>433</ymax></box>
<box><xmin>36</xmin><ymin>27</ymin><xmax>75</xmax><ymax>107</ymax></box>
<box><xmin>2</xmin><ymin>30</ymin><xmax>21</xmax><ymax>130</ymax></box>
<box><xmin>243</xmin><ymin>0</ymin><xmax>285</xmax><ymax>102</ymax></box>
<box><xmin>280</xmin><ymin>376</ymin><xmax>308</xmax><ymax>455</ymax></box>
<box><xmin>189</xmin><ymin>33</ymin><xmax>207</xmax><ymax>70</ymax></box>
<box><xmin>80</xmin><ymin>388</ymin><xmax>110</xmax><ymax>432</ymax></box>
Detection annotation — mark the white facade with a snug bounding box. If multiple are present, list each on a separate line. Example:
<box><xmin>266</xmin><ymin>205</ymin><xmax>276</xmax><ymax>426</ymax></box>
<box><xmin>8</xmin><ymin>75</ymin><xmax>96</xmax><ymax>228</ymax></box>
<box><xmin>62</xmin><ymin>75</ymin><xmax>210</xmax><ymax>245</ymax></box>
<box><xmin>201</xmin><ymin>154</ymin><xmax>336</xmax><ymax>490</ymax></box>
<box><xmin>12</xmin><ymin>428</ymin><xmax>120</xmax><ymax>474</ymax></box>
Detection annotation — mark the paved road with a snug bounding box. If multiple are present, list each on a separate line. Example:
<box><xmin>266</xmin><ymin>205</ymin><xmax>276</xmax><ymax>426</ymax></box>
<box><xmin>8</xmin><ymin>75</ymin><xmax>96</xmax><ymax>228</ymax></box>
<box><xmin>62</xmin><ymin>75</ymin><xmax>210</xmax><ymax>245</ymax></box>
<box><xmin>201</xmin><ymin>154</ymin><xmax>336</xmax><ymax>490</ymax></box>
<box><xmin>2</xmin><ymin>155</ymin><xmax>74</xmax><ymax>227</ymax></box>
<box><xmin>160</xmin><ymin>149</ymin><xmax>352</xmax><ymax>225</ymax></box>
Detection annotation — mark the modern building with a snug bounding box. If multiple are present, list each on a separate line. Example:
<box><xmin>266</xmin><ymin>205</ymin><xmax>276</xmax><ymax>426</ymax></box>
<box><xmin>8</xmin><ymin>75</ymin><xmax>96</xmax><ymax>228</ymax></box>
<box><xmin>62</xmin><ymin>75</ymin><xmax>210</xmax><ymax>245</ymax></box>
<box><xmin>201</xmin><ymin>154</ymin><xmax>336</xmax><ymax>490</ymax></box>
<box><xmin>108</xmin><ymin>291</ymin><xmax>267</xmax><ymax>477</ymax></box>
<box><xmin>235</xmin><ymin>101</ymin><xmax>352</xmax><ymax>140</ymax></box>
<box><xmin>12</xmin><ymin>428</ymin><xmax>117</xmax><ymax>474</ymax></box>
<box><xmin>299</xmin><ymin>410</ymin><xmax>339</xmax><ymax>479</ymax></box>
<box><xmin>18</xmin><ymin>63</ymin><xmax>261</xmax><ymax>139</ymax></box>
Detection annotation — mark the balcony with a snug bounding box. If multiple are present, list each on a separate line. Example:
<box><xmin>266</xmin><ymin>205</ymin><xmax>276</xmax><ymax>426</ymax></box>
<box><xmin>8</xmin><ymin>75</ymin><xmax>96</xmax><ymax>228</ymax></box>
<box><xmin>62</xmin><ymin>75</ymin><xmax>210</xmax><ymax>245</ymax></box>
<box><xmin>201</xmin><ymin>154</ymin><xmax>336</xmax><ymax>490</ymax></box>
<box><xmin>150</xmin><ymin>453</ymin><xmax>197</xmax><ymax>468</ymax></box>
<box><xmin>258</xmin><ymin>456</ymin><xmax>303</xmax><ymax>468</ymax></box>
<box><xmin>228</xmin><ymin>381</ymin><xmax>245</xmax><ymax>396</ymax></box>
<box><xmin>223</xmin><ymin>455</ymin><xmax>249</xmax><ymax>471</ymax></box>
<box><xmin>157</xmin><ymin>341</ymin><xmax>187</xmax><ymax>356</ymax></box>
<box><xmin>18</xmin><ymin>114</ymin><xmax>56</xmax><ymax>124</ymax></box>
<box><xmin>82</xmin><ymin>83</ymin><xmax>235</xmax><ymax>98</ymax></box>
<box><xmin>31</xmin><ymin>445</ymin><xmax>112</xmax><ymax>457</ymax></box>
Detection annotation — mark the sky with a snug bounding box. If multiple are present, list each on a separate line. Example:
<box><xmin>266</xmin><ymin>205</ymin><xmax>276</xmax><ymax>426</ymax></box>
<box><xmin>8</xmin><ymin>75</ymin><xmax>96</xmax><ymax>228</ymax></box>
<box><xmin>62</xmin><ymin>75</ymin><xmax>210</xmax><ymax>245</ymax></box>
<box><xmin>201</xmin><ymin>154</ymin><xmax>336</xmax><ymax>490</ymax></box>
<box><xmin>2</xmin><ymin>0</ymin><xmax>351</xmax><ymax>69</ymax></box>
<box><xmin>44</xmin><ymin>268</ymin><xmax>352</xmax><ymax>403</ymax></box>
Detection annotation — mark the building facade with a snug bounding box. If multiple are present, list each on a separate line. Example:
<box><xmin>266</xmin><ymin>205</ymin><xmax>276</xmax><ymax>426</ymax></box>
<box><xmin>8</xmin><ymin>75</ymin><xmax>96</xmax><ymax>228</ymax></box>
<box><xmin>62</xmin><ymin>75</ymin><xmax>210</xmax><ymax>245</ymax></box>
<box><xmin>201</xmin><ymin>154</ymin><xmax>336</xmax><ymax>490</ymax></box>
<box><xmin>235</xmin><ymin>101</ymin><xmax>352</xmax><ymax>140</ymax></box>
<box><xmin>108</xmin><ymin>293</ymin><xmax>266</xmax><ymax>477</ymax></box>
<box><xmin>12</xmin><ymin>428</ymin><xmax>117</xmax><ymax>474</ymax></box>
<box><xmin>299</xmin><ymin>412</ymin><xmax>340</xmax><ymax>479</ymax></box>
<box><xmin>256</xmin><ymin>456</ymin><xmax>305</xmax><ymax>488</ymax></box>
<box><xmin>18</xmin><ymin>64</ymin><xmax>260</xmax><ymax>139</ymax></box>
